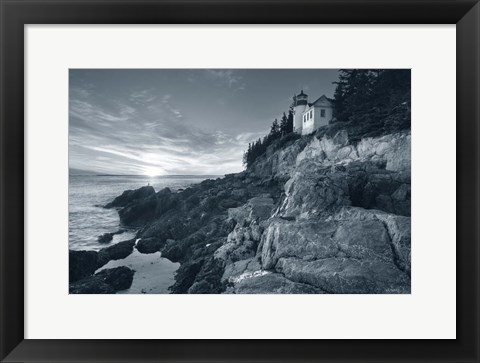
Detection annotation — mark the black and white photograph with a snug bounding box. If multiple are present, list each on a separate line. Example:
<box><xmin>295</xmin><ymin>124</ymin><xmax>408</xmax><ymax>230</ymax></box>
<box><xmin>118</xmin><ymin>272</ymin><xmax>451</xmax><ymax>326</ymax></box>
<box><xmin>69</xmin><ymin>69</ymin><xmax>411</xmax><ymax>294</ymax></box>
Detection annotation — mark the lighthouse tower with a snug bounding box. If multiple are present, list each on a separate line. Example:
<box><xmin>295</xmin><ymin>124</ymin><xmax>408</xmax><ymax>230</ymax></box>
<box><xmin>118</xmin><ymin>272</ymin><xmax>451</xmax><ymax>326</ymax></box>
<box><xmin>293</xmin><ymin>90</ymin><xmax>308</xmax><ymax>134</ymax></box>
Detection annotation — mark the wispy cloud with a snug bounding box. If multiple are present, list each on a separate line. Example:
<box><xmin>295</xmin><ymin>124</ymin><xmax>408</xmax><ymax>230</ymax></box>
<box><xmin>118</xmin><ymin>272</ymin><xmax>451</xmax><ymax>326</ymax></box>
<box><xmin>204</xmin><ymin>69</ymin><xmax>246</xmax><ymax>92</ymax></box>
<box><xmin>69</xmin><ymin>85</ymin><xmax>256</xmax><ymax>175</ymax></box>
<box><xmin>69</xmin><ymin>69</ymin><xmax>340</xmax><ymax>176</ymax></box>
<box><xmin>129</xmin><ymin>89</ymin><xmax>158</xmax><ymax>104</ymax></box>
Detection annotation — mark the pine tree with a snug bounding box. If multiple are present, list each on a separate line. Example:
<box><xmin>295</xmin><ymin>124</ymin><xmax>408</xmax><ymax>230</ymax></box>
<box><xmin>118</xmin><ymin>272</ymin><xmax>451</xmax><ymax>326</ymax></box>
<box><xmin>333</xmin><ymin>69</ymin><xmax>410</xmax><ymax>141</ymax></box>
<box><xmin>280</xmin><ymin>112</ymin><xmax>288</xmax><ymax>135</ymax></box>
<box><xmin>270</xmin><ymin>118</ymin><xmax>280</xmax><ymax>139</ymax></box>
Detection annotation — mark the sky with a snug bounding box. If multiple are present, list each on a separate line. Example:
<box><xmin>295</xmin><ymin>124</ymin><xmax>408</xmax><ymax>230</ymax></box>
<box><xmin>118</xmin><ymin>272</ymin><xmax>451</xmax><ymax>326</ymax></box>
<box><xmin>69</xmin><ymin>69</ymin><xmax>339</xmax><ymax>176</ymax></box>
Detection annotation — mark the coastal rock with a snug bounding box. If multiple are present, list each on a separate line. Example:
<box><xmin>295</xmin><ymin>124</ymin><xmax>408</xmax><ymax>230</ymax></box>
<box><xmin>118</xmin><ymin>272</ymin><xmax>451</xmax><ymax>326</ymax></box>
<box><xmin>259</xmin><ymin>206</ymin><xmax>411</xmax><ymax>293</ymax></box>
<box><xmin>97</xmin><ymin>239</ymin><xmax>136</xmax><ymax>266</ymax></box>
<box><xmin>221</xmin><ymin>257</ymin><xmax>261</xmax><ymax>283</ymax></box>
<box><xmin>187</xmin><ymin>257</ymin><xmax>226</xmax><ymax>294</ymax></box>
<box><xmin>95</xmin><ymin>266</ymin><xmax>135</xmax><ymax>291</ymax></box>
<box><xmin>260</xmin><ymin>219</ymin><xmax>339</xmax><ymax>270</ymax></box>
<box><xmin>218</xmin><ymin>198</ymin><xmax>241</xmax><ymax>209</ymax></box>
<box><xmin>98</xmin><ymin>233</ymin><xmax>114</xmax><ymax>244</ymax></box>
<box><xmin>69</xmin><ymin>266</ymin><xmax>135</xmax><ymax>294</ymax></box>
<box><xmin>69</xmin><ymin>276</ymin><xmax>115</xmax><ymax>294</ymax></box>
<box><xmin>161</xmin><ymin>239</ymin><xmax>185</xmax><ymax>262</ymax></box>
<box><xmin>276</xmin><ymin>257</ymin><xmax>410</xmax><ymax>294</ymax></box>
<box><xmin>344</xmin><ymin>161</ymin><xmax>410</xmax><ymax>216</ymax></box>
<box><xmin>104</xmin><ymin>185</ymin><xmax>155</xmax><ymax>208</ymax></box>
<box><xmin>97</xmin><ymin>128</ymin><xmax>411</xmax><ymax>294</ymax></box>
<box><xmin>69</xmin><ymin>239</ymin><xmax>138</xmax><ymax>285</ymax></box>
<box><xmin>228</xmin><ymin>272</ymin><xmax>323</xmax><ymax>294</ymax></box>
<box><xmin>245</xmin><ymin>133</ymin><xmax>308</xmax><ymax>182</ymax></box>
<box><xmin>118</xmin><ymin>194</ymin><xmax>157</xmax><ymax>226</ymax></box>
<box><xmin>69</xmin><ymin>250</ymin><xmax>99</xmax><ymax>282</ymax></box>
<box><xmin>332</xmin><ymin>207</ymin><xmax>412</xmax><ymax>275</ymax></box>
<box><xmin>154</xmin><ymin>188</ymin><xmax>180</xmax><ymax>217</ymax></box>
<box><xmin>135</xmin><ymin>237</ymin><xmax>165</xmax><ymax>254</ymax></box>
<box><xmin>278</xmin><ymin>162</ymin><xmax>350</xmax><ymax>218</ymax></box>
<box><xmin>97</xmin><ymin>229</ymin><xmax>124</xmax><ymax>244</ymax></box>
<box><xmin>228</xmin><ymin>196</ymin><xmax>274</xmax><ymax>226</ymax></box>
<box><xmin>214</xmin><ymin>239</ymin><xmax>257</xmax><ymax>265</ymax></box>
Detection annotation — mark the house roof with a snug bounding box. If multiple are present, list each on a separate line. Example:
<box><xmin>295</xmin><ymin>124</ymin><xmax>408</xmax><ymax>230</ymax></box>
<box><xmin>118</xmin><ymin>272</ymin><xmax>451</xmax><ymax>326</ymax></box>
<box><xmin>308</xmin><ymin>95</ymin><xmax>333</xmax><ymax>107</ymax></box>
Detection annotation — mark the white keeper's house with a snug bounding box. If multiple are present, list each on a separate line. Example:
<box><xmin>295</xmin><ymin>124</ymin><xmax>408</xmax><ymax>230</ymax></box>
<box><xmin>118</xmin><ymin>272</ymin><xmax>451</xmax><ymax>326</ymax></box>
<box><xmin>292</xmin><ymin>90</ymin><xmax>334</xmax><ymax>135</ymax></box>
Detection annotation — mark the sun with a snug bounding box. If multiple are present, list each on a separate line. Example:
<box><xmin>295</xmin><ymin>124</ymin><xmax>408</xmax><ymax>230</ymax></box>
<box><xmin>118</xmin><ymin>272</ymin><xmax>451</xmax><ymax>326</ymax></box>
<box><xmin>143</xmin><ymin>167</ymin><xmax>163</xmax><ymax>177</ymax></box>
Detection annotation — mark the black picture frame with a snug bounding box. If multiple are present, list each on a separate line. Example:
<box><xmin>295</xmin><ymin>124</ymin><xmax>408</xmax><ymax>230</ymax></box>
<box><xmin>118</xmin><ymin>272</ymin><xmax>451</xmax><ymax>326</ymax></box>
<box><xmin>1</xmin><ymin>1</ymin><xmax>479</xmax><ymax>362</ymax></box>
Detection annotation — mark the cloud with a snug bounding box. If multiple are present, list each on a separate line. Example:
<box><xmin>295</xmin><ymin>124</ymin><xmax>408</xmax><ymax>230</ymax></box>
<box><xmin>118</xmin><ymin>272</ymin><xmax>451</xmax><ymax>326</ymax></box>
<box><xmin>129</xmin><ymin>89</ymin><xmax>158</xmax><ymax>104</ymax></box>
<box><xmin>204</xmin><ymin>69</ymin><xmax>246</xmax><ymax>92</ymax></box>
<box><xmin>69</xmin><ymin>88</ymin><xmax>256</xmax><ymax>176</ymax></box>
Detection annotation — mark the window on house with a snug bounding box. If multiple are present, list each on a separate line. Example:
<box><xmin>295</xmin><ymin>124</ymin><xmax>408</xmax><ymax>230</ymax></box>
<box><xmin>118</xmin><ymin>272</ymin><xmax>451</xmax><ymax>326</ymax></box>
<box><xmin>321</xmin><ymin>109</ymin><xmax>326</xmax><ymax>117</ymax></box>
<box><xmin>310</xmin><ymin>110</ymin><xmax>313</xmax><ymax>118</ymax></box>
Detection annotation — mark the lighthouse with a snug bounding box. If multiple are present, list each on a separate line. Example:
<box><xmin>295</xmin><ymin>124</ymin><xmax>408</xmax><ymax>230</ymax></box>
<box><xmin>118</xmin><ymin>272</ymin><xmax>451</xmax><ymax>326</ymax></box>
<box><xmin>292</xmin><ymin>90</ymin><xmax>334</xmax><ymax>135</ymax></box>
<box><xmin>293</xmin><ymin>90</ymin><xmax>308</xmax><ymax>134</ymax></box>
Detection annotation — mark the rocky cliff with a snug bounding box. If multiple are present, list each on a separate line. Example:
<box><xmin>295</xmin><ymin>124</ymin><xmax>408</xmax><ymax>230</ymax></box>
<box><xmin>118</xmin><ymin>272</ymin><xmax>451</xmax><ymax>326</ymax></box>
<box><xmin>221</xmin><ymin>129</ymin><xmax>411</xmax><ymax>294</ymax></box>
<box><xmin>71</xmin><ymin>127</ymin><xmax>411</xmax><ymax>294</ymax></box>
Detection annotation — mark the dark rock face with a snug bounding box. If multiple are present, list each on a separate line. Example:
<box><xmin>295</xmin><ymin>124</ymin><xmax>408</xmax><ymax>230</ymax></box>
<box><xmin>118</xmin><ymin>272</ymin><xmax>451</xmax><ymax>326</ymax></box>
<box><xmin>229</xmin><ymin>273</ymin><xmax>323</xmax><ymax>294</ymax></box>
<box><xmin>97</xmin><ymin>229</ymin><xmax>124</xmax><ymax>244</ymax></box>
<box><xmin>98</xmin><ymin>233</ymin><xmax>114</xmax><ymax>244</ymax></box>
<box><xmin>69</xmin><ymin>239</ymin><xmax>137</xmax><ymax>285</ymax></box>
<box><xmin>100</xmin><ymin>176</ymin><xmax>282</xmax><ymax>294</ymax></box>
<box><xmin>104</xmin><ymin>186</ymin><xmax>155</xmax><ymax>208</ymax></box>
<box><xmin>69</xmin><ymin>250</ymin><xmax>99</xmax><ymax>282</ymax></box>
<box><xmin>135</xmin><ymin>237</ymin><xmax>165</xmax><ymax>254</ymax></box>
<box><xmin>69</xmin><ymin>276</ymin><xmax>115</xmax><ymax>294</ymax></box>
<box><xmin>346</xmin><ymin>161</ymin><xmax>410</xmax><ymax>217</ymax></box>
<box><xmin>69</xmin><ymin>266</ymin><xmax>135</xmax><ymax>294</ymax></box>
<box><xmin>95</xmin><ymin>266</ymin><xmax>135</xmax><ymax>291</ymax></box>
<box><xmin>97</xmin><ymin>239</ymin><xmax>136</xmax><ymax>265</ymax></box>
<box><xmin>104</xmin><ymin>185</ymin><xmax>158</xmax><ymax>227</ymax></box>
<box><xmin>118</xmin><ymin>194</ymin><xmax>157</xmax><ymax>226</ymax></box>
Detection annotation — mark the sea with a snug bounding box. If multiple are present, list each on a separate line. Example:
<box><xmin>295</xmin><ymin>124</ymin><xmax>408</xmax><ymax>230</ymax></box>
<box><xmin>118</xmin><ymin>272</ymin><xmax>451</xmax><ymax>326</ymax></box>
<box><xmin>69</xmin><ymin>174</ymin><xmax>218</xmax><ymax>293</ymax></box>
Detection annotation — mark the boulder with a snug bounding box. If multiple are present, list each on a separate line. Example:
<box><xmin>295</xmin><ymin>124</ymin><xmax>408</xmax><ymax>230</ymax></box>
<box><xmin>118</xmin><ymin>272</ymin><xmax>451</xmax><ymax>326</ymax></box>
<box><xmin>187</xmin><ymin>257</ymin><xmax>226</xmax><ymax>294</ymax></box>
<box><xmin>69</xmin><ymin>276</ymin><xmax>115</xmax><ymax>294</ymax></box>
<box><xmin>221</xmin><ymin>257</ymin><xmax>262</xmax><ymax>283</ymax></box>
<box><xmin>161</xmin><ymin>239</ymin><xmax>184</xmax><ymax>262</ymax></box>
<box><xmin>229</xmin><ymin>272</ymin><xmax>323</xmax><ymax>294</ymax></box>
<box><xmin>104</xmin><ymin>186</ymin><xmax>155</xmax><ymax>208</ymax></box>
<box><xmin>97</xmin><ymin>239</ymin><xmax>136</xmax><ymax>266</ymax></box>
<box><xmin>228</xmin><ymin>196</ymin><xmax>274</xmax><ymax>226</ymax></box>
<box><xmin>276</xmin><ymin>257</ymin><xmax>410</xmax><ymax>294</ymax></box>
<box><xmin>95</xmin><ymin>266</ymin><xmax>135</xmax><ymax>291</ymax></box>
<box><xmin>69</xmin><ymin>266</ymin><xmax>135</xmax><ymax>294</ymax></box>
<box><xmin>279</xmin><ymin>162</ymin><xmax>350</xmax><ymax>218</ymax></box>
<box><xmin>260</xmin><ymin>219</ymin><xmax>339</xmax><ymax>270</ymax></box>
<box><xmin>218</xmin><ymin>198</ymin><xmax>241</xmax><ymax>209</ymax></box>
<box><xmin>69</xmin><ymin>240</ymin><xmax>137</xmax><ymax>283</ymax></box>
<box><xmin>69</xmin><ymin>250</ymin><xmax>99</xmax><ymax>282</ymax></box>
<box><xmin>98</xmin><ymin>232</ymin><xmax>114</xmax><ymax>244</ymax></box>
<box><xmin>135</xmin><ymin>237</ymin><xmax>166</xmax><ymax>254</ymax></box>
<box><xmin>118</xmin><ymin>193</ymin><xmax>157</xmax><ymax>226</ymax></box>
<box><xmin>333</xmin><ymin>219</ymin><xmax>393</xmax><ymax>261</ymax></box>
<box><xmin>97</xmin><ymin>229</ymin><xmax>124</xmax><ymax>244</ymax></box>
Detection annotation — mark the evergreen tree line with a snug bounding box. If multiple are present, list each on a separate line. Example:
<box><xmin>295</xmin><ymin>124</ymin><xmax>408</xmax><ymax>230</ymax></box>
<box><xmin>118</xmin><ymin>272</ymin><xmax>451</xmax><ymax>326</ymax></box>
<box><xmin>332</xmin><ymin>69</ymin><xmax>411</xmax><ymax>142</ymax></box>
<box><xmin>243</xmin><ymin>110</ymin><xmax>293</xmax><ymax>167</ymax></box>
<box><xmin>243</xmin><ymin>69</ymin><xmax>411</xmax><ymax>168</ymax></box>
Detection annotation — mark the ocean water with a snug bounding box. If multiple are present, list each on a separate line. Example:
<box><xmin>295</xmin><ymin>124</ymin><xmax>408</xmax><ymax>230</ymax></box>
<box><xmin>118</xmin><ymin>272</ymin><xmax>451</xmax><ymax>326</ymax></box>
<box><xmin>69</xmin><ymin>174</ymin><xmax>217</xmax><ymax>294</ymax></box>
<box><xmin>69</xmin><ymin>174</ymin><xmax>216</xmax><ymax>251</ymax></box>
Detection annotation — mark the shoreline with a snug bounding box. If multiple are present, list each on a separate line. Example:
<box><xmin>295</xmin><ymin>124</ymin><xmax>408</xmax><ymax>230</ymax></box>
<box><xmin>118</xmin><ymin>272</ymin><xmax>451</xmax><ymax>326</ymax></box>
<box><xmin>69</xmin><ymin>128</ymin><xmax>411</xmax><ymax>295</ymax></box>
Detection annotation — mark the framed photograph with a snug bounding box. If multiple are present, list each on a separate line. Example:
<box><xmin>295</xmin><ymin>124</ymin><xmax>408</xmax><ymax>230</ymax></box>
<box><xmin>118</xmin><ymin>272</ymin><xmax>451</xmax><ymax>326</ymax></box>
<box><xmin>1</xmin><ymin>0</ymin><xmax>479</xmax><ymax>362</ymax></box>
